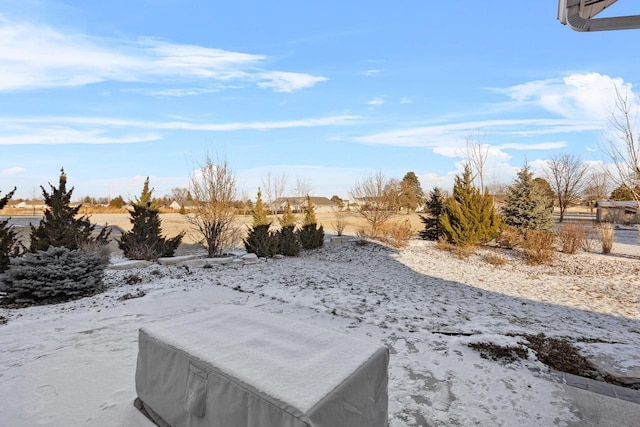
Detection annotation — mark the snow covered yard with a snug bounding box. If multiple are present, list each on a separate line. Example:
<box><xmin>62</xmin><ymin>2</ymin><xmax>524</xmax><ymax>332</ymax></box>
<box><xmin>1</xmin><ymin>239</ymin><xmax>639</xmax><ymax>426</ymax></box>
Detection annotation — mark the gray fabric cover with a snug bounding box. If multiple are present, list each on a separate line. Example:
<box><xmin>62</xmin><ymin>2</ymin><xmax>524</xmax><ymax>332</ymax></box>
<box><xmin>135</xmin><ymin>305</ymin><xmax>389</xmax><ymax>427</ymax></box>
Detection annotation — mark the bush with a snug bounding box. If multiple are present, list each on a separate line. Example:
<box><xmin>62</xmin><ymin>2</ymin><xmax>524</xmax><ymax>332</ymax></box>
<box><xmin>298</xmin><ymin>223</ymin><xmax>324</xmax><ymax>250</ymax></box>
<box><xmin>485</xmin><ymin>252</ymin><xmax>507</xmax><ymax>266</ymax></box>
<box><xmin>0</xmin><ymin>247</ymin><xmax>106</xmax><ymax>307</ymax></box>
<box><xmin>79</xmin><ymin>240</ymin><xmax>112</xmax><ymax>265</ymax></box>
<box><xmin>496</xmin><ymin>226</ymin><xmax>522</xmax><ymax>249</ymax></box>
<box><xmin>597</xmin><ymin>223</ymin><xmax>614</xmax><ymax>254</ymax></box>
<box><xmin>244</xmin><ymin>224</ymin><xmax>278</xmax><ymax>258</ymax></box>
<box><xmin>277</xmin><ymin>225</ymin><xmax>300</xmax><ymax>256</ymax></box>
<box><xmin>379</xmin><ymin>219</ymin><xmax>414</xmax><ymax>248</ymax></box>
<box><xmin>557</xmin><ymin>223</ymin><xmax>587</xmax><ymax>254</ymax></box>
<box><xmin>332</xmin><ymin>210</ymin><xmax>347</xmax><ymax>236</ymax></box>
<box><xmin>521</xmin><ymin>230</ymin><xmax>555</xmax><ymax>265</ymax></box>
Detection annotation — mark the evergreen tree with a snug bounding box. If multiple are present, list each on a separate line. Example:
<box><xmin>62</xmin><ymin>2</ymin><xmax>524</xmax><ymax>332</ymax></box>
<box><xmin>399</xmin><ymin>172</ymin><xmax>425</xmax><ymax>212</ymax></box>
<box><xmin>108</xmin><ymin>195</ymin><xmax>125</xmax><ymax>209</ymax></box>
<box><xmin>135</xmin><ymin>177</ymin><xmax>159</xmax><ymax>210</ymax></box>
<box><xmin>610</xmin><ymin>183</ymin><xmax>639</xmax><ymax>201</ymax></box>
<box><xmin>502</xmin><ymin>164</ymin><xmax>555</xmax><ymax>232</ymax></box>
<box><xmin>30</xmin><ymin>169</ymin><xmax>110</xmax><ymax>252</ymax></box>
<box><xmin>0</xmin><ymin>187</ymin><xmax>22</xmax><ymax>273</ymax></box>
<box><xmin>298</xmin><ymin>195</ymin><xmax>324</xmax><ymax>249</ymax></box>
<box><xmin>277</xmin><ymin>225</ymin><xmax>300</xmax><ymax>256</ymax></box>
<box><xmin>244</xmin><ymin>224</ymin><xmax>278</xmax><ymax>257</ymax></box>
<box><xmin>302</xmin><ymin>195</ymin><xmax>317</xmax><ymax>226</ymax></box>
<box><xmin>118</xmin><ymin>181</ymin><xmax>183</xmax><ymax>260</ymax></box>
<box><xmin>278</xmin><ymin>201</ymin><xmax>296</xmax><ymax>228</ymax></box>
<box><xmin>440</xmin><ymin>165</ymin><xmax>500</xmax><ymax>245</ymax></box>
<box><xmin>419</xmin><ymin>187</ymin><xmax>445</xmax><ymax>240</ymax></box>
<box><xmin>118</xmin><ymin>203</ymin><xmax>184</xmax><ymax>260</ymax></box>
<box><xmin>532</xmin><ymin>177</ymin><xmax>555</xmax><ymax>211</ymax></box>
<box><xmin>252</xmin><ymin>189</ymin><xmax>270</xmax><ymax>226</ymax></box>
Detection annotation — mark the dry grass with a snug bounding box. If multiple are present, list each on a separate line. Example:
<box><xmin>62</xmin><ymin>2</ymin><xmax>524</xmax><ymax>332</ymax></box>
<box><xmin>597</xmin><ymin>223</ymin><xmax>615</xmax><ymax>254</ymax></box>
<box><xmin>521</xmin><ymin>230</ymin><xmax>555</xmax><ymax>265</ymax></box>
<box><xmin>484</xmin><ymin>252</ymin><xmax>507</xmax><ymax>267</ymax></box>
<box><xmin>496</xmin><ymin>226</ymin><xmax>522</xmax><ymax>249</ymax></box>
<box><xmin>435</xmin><ymin>238</ymin><xmax>475</xmax><ymax>259</ymax></box>
<box><xmin>556</xmin><ymin>223</ymin><xmax>588</xmax><ymax>255</ymax></box>
<box><xmin>378</xmin><ymin>219</ymin><xmax>414</xmax><ymax>248</ymax></box>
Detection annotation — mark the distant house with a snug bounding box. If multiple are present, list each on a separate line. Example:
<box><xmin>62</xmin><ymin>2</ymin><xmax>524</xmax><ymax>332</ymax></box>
<box><xmin>169</xmin><ymin>200</ymin><xmax>182</xmax><ymax>210</ymax></box>
<box><xmin>273</xmin><ymin>197</ymin><xmax>337</xmax><ymax>214</ymax></box>
<box><xmin>595</xmin><ymin>200</ymin><xmax>639</xmax><ymax>224</ymax></box>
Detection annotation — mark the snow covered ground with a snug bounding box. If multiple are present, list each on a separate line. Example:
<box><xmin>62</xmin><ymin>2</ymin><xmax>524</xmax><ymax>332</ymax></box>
<box><xmin>1</xmin><ymin>237</ymin><xmax>639</xmax><ymax>426</ymax></box>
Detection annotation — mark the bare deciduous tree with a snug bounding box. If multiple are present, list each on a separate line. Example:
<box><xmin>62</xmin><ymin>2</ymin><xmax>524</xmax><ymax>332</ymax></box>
<box><xmin>602</xmin><ymin>85</ymin><xmax>640</xmax><ymax>205</ymax></box>
<box><xmin>187</xmin><ymin>155</ymin><xmax>239</xmax><ymax>257</ymax></box>
<box><xmin>294</xmin><ymin>176</ymin><xmax>313</xmax><ymax>198</ymax></box>
<box><xmin>465</xmin><ymin>135</ymin><xmax>489</xmax><ymax>193</ymax></box>
<box><xmin>583</xmin><ymin>171</ymin><xmax>610</xmax><ymax>212</ymax></box>
<box><xmin>261</xmin><ymin>172</ymin><xmax>288</xmax><ymax>215</ymax></box>
<box><xmin>544</xmin><ymin>154</ymin><xmax>590</xmax><ymax>222</ymax></box>
<box><xmin>349</xmin><ymin>171</ymin><xmax>397</xmax><ymax>236</ymax></box>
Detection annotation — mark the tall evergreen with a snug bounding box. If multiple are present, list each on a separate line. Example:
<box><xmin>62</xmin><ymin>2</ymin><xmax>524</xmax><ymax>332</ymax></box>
<box><xmin>298</xmin><ymin>195</ymin><xmax>324</xmax><ymax>249</ymax></box>
<box><xmin>30</xmin><ymin>169</ymin><xmax>110</xmax><ymax>252</ymax></box>
<box><xmin>278</xmin><ymin>201</ymin><xmax>296</xmax><ymax>228</ymax></box>
<box><xmin>400</xmin><ymin>171</ymin><xmax>425</xmax><ymax>212</ymax></box>
<box><xmin>118</xmin><ymin>180</ymin><xmax>183</xmax><ymax>260</ymax></box>
<box><xmin>252</xmin><ymin>189</ymin><xmax>270</xmax><ymax>226</ymax></box>
<box><xmin>0</xmin><ymin>187</ymin><xmax>21</xmax><ymax>273</ymax></box>
<box><xmin>440</xmin><ymin>165</ymin><xmax>500</xmax><ymax>245</ymax></box>
<box><xmin>503</xmin><ymin>164</ymin><xmax>555</xmax><ymax>232</ymax></box>
<box><xmin>419</xmin><ymin>187</ymin><xmax>445</xmax><ymax>240</ymax></box>
<box><xmin>135</xmin><ymin>177</ymin><xmax>159</xmax><ymax>210</ymax></box>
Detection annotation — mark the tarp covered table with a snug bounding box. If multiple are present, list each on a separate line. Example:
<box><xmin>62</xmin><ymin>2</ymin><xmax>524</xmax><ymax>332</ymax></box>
<box><xmin>135</xmin><ymin>305</ymin><xmax>389</xmax><ymax>427</ymax></box>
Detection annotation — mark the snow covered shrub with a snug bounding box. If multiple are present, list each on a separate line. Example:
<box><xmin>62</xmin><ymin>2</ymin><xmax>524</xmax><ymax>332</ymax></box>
<box><xmin>79</xmin><ymin>240</ymin><xmax>111</xmax><ymax>265</ymax></box>
<box><xmin>244</xmin><ymin>224</ymin><xmax>278</xmax><ymax>258</ymax></box>
<box><xmin>0</xmin><ymin>246</ymin><xmax>106</xmax><ymax>306</ymax></box>
<box><xmin>557</xmin><ymin>223</ymin><xmax>587</xmax><ymax>254</ymax></box>
<box><xmin>277</xmin><ymin>225</ymin><xmax>300</xmax><ymax>257</ymax></box>
<box><xmin>521</xmin><ymin>230</ymin><xmax>555</xmax><ymax>265</ymax></box>
<box><xmin>118</xmin><ymin>203</ymin><xmax>183</xmax><ymax>260</ymax></box>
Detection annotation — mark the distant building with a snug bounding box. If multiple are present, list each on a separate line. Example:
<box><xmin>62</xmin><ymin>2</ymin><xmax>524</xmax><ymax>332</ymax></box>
<box><xmin>169</xmin><ymin>201</ymin><xmax>182</xmax><ymax>210</ymax></box>
<box><xmin>595</xmin><ymin>200</ymin><xmax>639</xmax><ymax>224</ymax></box>
<box><xmin>273</xmin><ymin>197</ymin><xmax>337</xmax><ymax>214</ymax></box>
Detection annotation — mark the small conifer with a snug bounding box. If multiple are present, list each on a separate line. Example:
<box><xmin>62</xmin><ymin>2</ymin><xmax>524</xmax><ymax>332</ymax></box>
<box><xmin>29</xmin><ymin>169</ymin><xmax>110</xmax><ymax>252</ymax></box>
<box><xmin>419</xmin><ymin>187</ymin><xmax>445</xmax><ymax>240</ymax></box>
<box><xmin>0</xmin><ymin>188</ymin><xmax>22</xmax><ymax>273</ymax></box>
<box><xmin>440</xmin><ymin>165</ymin><xmax>500</xmax><ymax>245</ymax></box>
<box><xmin>502</xmin><ymin>164</ymin><xmax>555</xmax><ymax>232</ymax></box>
<box><xmin>278</xmin><ymin>201</ymin><xmax>296</xmax><ymax>228</ymax></box>
<box><xmin>297</xmin><ymin>196</ymin><xmax>324</xmax><ymax>249</ymax></box>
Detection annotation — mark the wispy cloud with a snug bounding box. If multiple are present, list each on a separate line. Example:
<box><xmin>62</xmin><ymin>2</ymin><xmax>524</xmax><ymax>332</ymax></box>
<box><xmin>400</xmin><ymin>97</ymin><xmax>413</xmax><ymax>104</ymax></box>
<box><xmin>2</xmin><ymin>166</ymin><xmax>27</xmax><ymax>176</ymax></box>
<box><xmin>360</xmin><ymin>69</ymin><xmax>381</xmax><ymax>76</ymax></box>
<box><xmin>0</xmin><ymin>16</ymin><xmax>327</xmax><ymax>92</ymax></box>
<box><xmin>351</xmin><ymin>119</ymin><xmax>599</xmax><ymax>148</ymax></box>
<box><xmin>366</xmin><ymin>96</ymin><xmax>385</xmax><ymax>107</ymax></box>
<box><xmin>0</xmin><ymin>115</ymin><xmax>361</xmax><ymax>145</ymax></box>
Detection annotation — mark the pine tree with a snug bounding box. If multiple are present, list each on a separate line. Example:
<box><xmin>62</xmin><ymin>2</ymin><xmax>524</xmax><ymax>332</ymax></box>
<box><xmin>118</xmin><ymin>182</ymin><xmax>183</xmax><ymax>260</ymax></box>
<box><xmin>244</xmin><ymin>224</ymin><xmax>278</xmax><ymax>257</ymax></box>
<box><xmin>0</xmin><ymin>187</ymin><xmax>22</xmax><ymax>273</ymax></box>
<box><xmin>440</xmin><ymin>165</ymin><xmax>500</xmax><ymax>245</ymax></box>
<box><xmin>502</xmin><ymin>164</ymin><xmax>555</xmax><ymax>232</ymax></box>
<box><xmin>399</xmin><ymin>172</ymin><xmax>425</xmax><ymax>212</ymax></box>
<box><xmin>277</xmin><ymin>225</ymin><xmax>300</xmax><ymax>256</ymax></box>
<box><xmin>252</xmin><ymin>189</ymin><xmax>270</xmax><ymax>226</ymax></box>
<box><xmin>135</xmin><ymin>177</ymin><xmax>159</xmax><ymax>210</ymax></box>
<box><xmin>30</xmin><ymin>169</ymin><xmax>110</xmax><ymax>252</ymax></box>
<box><xmin>302</xmin><ymin>195</ymin><xmax>317</xmax><ymax>226</ymax></box>
<box><xmin>419</xmin><ymin>187</ymin><xmax>445</xmax><ymax>240</ymax></box>
<box><xmin>278</xmin><ymin>201</ymin><xmax>296</xmax><ymax>228</ymax></box>
<box><xmin>297</xmin><ymin>196</ymin><xmax>324</xmax><ymax>249</ymax></box>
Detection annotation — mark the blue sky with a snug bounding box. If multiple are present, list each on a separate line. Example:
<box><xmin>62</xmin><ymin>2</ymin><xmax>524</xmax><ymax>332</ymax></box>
<box><xmin>1</xmin><ymin>1</ymin><xmax>639</xmax><ymax>201</ymax></box>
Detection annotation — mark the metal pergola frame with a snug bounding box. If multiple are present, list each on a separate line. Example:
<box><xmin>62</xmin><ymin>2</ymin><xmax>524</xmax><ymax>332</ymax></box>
<box><xmin>558</xmin><ymin>0</ymin><xmax>640</xmax><ymax>31</ymax></box>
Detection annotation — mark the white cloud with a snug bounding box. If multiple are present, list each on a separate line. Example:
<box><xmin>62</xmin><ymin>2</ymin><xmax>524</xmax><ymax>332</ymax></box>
<box><xmin>366</xmin><ymin>96</ymin><xmax>385</xmax><ymax>107</ymax></box>
<box><xmin>497</xmin><ymin>73</ymin><xmax>636</xmax><ymax>122</ymax></box>
<box><xmin>0</xmin><ymin>115</ymin><xmax>361</xmax><ymax>145</ymax></box>
<box><xmin>360</xmin><ymin>69</ymin><xmax>381</xmax><ymax>76</ymax></box>
<box><xmin>497</xmin><ymin>141</ymin><xmax>567</xmax><ymax>150</ymax></box>
<box><xmin>400</xmin><ymin>97</ymin><xmax>413</xmax><ymax>104</ymax></box>
<box><xmin>2</xmin><ymin>166</ymin><xmax>27</xmax><ymax>176</ymax></box>
<box><xmin>0</xmin><ymin>17</ymin><xmax>327</xmax><ymax>92</ymax></box>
